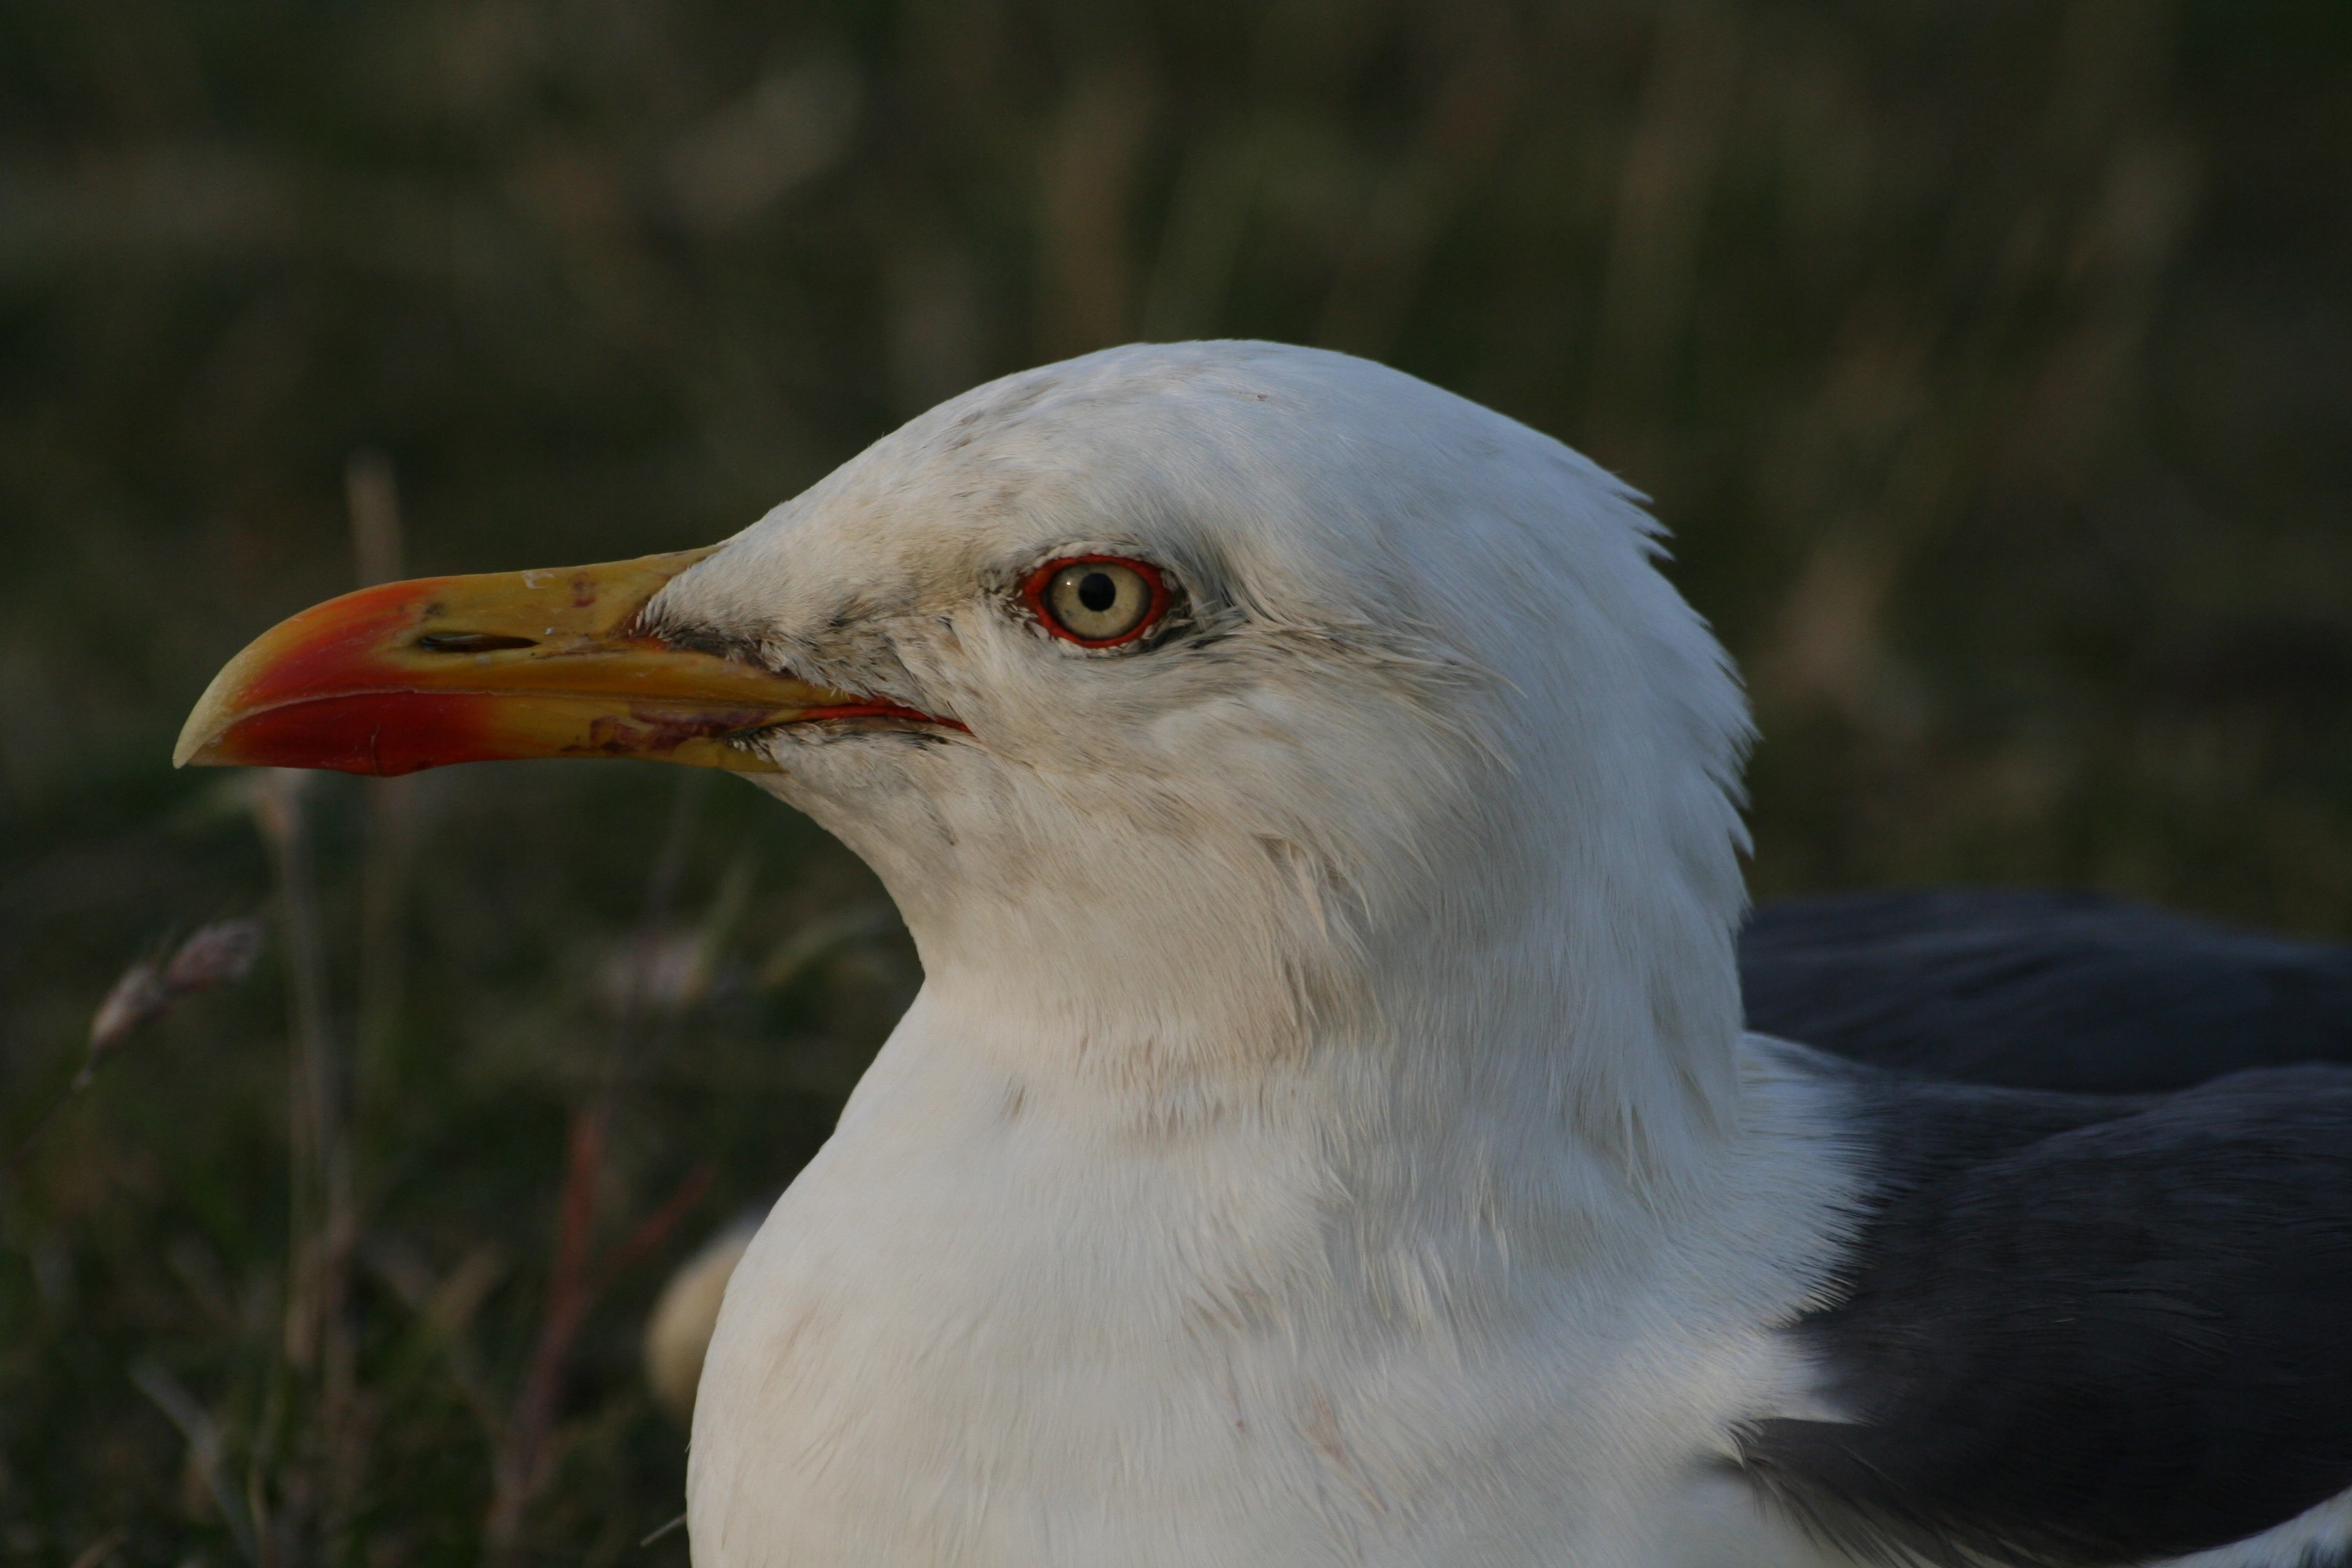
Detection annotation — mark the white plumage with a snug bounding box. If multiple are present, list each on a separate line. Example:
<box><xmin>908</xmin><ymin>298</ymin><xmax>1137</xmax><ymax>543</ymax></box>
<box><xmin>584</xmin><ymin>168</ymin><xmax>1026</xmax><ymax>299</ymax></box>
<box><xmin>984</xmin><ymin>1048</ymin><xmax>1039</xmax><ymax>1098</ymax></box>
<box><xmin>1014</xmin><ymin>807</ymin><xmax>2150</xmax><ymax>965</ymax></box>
<box><xmin>658</xmin><ymin>342</ymin><xmax>1865</xmax><ymax>1565</ymax></box>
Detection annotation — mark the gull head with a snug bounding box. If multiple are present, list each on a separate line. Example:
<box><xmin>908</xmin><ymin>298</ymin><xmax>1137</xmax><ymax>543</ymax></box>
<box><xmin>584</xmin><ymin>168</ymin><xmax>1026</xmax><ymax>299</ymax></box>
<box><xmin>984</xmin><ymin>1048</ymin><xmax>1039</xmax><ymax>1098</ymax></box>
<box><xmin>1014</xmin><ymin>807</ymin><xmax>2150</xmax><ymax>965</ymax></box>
<box><xmin>178</xmin><ymin>341</ymin><xmax>1753</xmax><ymax>1170</ymax></box>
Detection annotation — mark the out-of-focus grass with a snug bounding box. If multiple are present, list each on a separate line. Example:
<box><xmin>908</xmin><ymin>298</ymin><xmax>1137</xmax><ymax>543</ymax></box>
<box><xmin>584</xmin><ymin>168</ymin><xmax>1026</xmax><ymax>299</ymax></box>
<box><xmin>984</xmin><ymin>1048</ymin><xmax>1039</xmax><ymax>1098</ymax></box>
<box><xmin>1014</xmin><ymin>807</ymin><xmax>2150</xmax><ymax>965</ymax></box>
<box><xmin>1</xmin><ymin>1</ymin><xmax>2348</xmax><ymax>1562</ymax></box>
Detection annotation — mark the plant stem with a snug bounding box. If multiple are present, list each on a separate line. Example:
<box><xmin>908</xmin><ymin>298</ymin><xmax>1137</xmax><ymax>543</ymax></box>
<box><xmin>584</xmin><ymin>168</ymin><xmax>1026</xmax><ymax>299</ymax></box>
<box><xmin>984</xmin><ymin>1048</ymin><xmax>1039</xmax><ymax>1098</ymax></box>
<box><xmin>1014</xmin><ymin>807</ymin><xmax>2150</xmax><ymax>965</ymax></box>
<box><xmin>252</xmin><ymin>770</ymin><xmax>361</xmax><ymax>1558</ymax></box>
<box><xmin>483</xmin><ymin>771</ymin><xmax>714</xmax><ymax>1558</ymax></box>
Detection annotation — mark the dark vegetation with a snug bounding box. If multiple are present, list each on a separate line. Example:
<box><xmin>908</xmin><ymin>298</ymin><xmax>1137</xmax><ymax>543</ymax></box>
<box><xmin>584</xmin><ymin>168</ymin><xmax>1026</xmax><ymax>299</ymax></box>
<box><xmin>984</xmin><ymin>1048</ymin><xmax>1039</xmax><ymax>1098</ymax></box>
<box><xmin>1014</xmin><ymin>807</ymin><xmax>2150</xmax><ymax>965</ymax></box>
<box><xmin>2</xmin><ymin>1</ymin><xmax>2348</xmax><ymax>1562</ymax></box>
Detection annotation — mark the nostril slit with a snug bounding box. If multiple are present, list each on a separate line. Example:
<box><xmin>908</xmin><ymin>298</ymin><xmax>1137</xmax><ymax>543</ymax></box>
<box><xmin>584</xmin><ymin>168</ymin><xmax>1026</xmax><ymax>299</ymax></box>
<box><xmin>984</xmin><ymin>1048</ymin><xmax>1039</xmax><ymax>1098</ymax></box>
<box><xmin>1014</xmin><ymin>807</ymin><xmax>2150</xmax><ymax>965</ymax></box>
<box><xmin>416</xmin><ymin>632</ymin><xmax>538</xmax><ymax>653</ymax></box>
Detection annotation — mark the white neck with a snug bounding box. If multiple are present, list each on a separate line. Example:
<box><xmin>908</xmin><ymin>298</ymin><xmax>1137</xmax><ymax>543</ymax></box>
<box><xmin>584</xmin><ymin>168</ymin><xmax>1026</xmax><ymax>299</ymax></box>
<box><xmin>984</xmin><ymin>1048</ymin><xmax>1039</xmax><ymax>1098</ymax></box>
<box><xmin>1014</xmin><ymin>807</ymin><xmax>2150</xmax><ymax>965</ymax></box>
<box><xmin>773</xmin><ymin>708</ymin><xmax>1753</xmax><ymax>1207</ymax></box>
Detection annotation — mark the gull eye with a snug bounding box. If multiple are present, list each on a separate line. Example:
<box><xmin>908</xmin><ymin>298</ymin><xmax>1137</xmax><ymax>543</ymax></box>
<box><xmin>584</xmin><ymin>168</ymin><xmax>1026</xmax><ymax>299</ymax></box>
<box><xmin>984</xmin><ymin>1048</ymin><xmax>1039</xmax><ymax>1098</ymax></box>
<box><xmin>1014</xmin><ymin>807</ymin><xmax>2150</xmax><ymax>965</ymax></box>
<box><xmin>1021</xmin><ymin>557</ymin><xmax>1171</xmax><ymax>648</ymax></box>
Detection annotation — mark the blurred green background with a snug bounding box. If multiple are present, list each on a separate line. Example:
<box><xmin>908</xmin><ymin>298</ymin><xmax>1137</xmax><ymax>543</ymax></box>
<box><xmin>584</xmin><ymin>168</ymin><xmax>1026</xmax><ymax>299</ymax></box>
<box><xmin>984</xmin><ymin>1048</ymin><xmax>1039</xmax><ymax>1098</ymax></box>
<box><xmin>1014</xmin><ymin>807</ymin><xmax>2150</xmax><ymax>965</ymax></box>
<box><xmin>3</xmin><ymin>0</ymin><xmax>2349</xmax><ymax>1562</ymax></box>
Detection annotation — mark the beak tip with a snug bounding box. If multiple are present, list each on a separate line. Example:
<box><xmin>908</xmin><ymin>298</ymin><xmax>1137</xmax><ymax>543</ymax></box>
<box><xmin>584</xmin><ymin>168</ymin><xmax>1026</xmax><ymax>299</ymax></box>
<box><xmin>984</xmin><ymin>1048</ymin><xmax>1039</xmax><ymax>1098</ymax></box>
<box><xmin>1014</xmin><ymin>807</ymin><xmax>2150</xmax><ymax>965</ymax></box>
<box><xmin>174</xmin><ymin>695</ymin><xmax>236</xmax><ymax>770</ymax></box>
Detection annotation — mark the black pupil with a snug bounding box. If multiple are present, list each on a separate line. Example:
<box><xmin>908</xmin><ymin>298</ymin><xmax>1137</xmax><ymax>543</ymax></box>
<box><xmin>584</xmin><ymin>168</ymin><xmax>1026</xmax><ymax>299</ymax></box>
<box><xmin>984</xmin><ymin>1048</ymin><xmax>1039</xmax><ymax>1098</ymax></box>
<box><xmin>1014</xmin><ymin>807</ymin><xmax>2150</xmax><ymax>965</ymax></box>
<box><xmin>1077</xmin><ymin>571</ymin><xmax>1119</xmax><ymax>613</ymax></box>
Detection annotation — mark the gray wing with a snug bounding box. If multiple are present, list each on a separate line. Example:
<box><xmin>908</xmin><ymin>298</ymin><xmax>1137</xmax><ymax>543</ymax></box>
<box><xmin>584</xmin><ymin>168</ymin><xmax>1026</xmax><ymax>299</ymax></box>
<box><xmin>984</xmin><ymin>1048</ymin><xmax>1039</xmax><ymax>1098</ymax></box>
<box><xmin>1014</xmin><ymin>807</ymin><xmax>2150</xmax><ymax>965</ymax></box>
<box><xmin>1740</xmin><ymin>888</ymin><xmax>2352</xmax><ymax>1092</ymax></box>
<box><xmin>1737</xmin><ymin>1058</ymin><xmax>2352</xmax><ymax>1567</ymax></box>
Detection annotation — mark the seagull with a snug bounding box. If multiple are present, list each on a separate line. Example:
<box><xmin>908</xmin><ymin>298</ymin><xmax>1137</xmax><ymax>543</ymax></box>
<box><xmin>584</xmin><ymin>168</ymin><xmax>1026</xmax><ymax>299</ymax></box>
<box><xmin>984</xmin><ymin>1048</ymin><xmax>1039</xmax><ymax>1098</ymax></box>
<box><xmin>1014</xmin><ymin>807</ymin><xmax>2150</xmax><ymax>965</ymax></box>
<box><xmin>177</xmin><ymin>342</ymin><xmax>2352</xmax><ymax>1567</ymax></box>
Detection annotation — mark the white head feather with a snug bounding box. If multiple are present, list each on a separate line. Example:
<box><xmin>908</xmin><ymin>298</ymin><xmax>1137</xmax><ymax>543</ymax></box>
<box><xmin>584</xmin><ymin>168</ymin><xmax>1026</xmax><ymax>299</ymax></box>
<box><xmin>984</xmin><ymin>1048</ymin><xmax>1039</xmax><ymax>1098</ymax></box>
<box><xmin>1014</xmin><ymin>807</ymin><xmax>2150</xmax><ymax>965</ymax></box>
<box><xmin>657</xmin><ymin>340</ymin><xmax>1753</xmax><ymax>1181</ymax></box>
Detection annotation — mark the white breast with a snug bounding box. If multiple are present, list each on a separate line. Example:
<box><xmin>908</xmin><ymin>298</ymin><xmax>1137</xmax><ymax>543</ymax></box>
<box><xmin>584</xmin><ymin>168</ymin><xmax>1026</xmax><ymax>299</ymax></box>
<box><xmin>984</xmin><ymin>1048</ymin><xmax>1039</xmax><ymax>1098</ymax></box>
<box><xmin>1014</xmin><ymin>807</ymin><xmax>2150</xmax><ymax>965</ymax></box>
<box><xmin>687</xmin><ymin>1020</ymin><xmax>1863</xmax><ymax>1568</ymax></box>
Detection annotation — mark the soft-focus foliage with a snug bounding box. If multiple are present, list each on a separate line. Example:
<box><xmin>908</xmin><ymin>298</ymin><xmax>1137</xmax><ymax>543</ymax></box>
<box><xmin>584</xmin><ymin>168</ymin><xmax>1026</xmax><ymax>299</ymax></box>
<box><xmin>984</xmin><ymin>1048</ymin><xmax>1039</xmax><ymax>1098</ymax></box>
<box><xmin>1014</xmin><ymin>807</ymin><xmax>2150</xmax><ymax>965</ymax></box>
<box><xmin>1</xmin><ymin>1</ymin><xmax>2347</xmax><ymax>1563</ymax></box>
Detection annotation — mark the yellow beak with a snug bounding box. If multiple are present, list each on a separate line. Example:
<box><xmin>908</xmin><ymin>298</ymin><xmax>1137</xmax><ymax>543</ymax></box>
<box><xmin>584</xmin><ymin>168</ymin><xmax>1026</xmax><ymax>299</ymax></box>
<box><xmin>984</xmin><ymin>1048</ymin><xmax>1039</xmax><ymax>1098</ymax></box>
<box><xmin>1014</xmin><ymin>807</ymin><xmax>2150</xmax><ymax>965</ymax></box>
<box><xmin>175</xmin><ymin>547</ymin><xmax>946</xmax><ymax>777</ymax></box>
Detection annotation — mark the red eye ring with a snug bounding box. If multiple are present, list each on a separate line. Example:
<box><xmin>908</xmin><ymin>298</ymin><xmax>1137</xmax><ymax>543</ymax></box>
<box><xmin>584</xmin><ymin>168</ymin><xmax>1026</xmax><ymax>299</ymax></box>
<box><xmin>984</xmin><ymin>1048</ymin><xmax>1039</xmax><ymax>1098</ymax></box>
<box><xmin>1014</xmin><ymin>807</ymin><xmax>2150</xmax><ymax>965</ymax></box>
<box><xmin>1019</xmin><ymin>555</ymin><xmax>1173</xmax><ymax>648</ymax></box>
